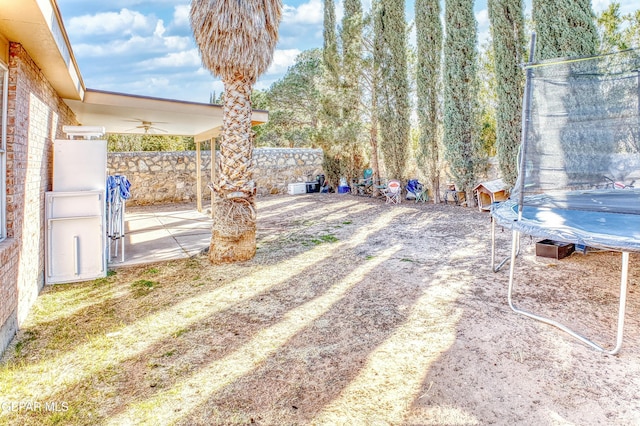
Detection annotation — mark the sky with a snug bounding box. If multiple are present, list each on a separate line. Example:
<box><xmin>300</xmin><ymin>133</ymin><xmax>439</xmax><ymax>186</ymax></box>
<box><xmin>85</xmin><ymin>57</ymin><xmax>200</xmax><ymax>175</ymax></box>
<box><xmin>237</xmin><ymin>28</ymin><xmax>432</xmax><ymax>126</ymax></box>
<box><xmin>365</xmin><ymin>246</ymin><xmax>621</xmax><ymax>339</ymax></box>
<box><xmin>56</xmin><ymin>0</ymin><xmax>637</xmax><ymax>104</ymax></box>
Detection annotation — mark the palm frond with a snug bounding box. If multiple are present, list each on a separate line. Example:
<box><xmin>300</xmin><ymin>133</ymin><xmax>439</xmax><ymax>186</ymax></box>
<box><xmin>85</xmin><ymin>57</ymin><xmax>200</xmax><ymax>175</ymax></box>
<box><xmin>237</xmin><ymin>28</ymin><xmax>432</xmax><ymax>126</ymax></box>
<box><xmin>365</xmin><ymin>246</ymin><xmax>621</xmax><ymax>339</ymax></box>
<box><xmin>190</xmin><ymin>0</ymin><xmax>283</xmax><ymax>83</ymax></box>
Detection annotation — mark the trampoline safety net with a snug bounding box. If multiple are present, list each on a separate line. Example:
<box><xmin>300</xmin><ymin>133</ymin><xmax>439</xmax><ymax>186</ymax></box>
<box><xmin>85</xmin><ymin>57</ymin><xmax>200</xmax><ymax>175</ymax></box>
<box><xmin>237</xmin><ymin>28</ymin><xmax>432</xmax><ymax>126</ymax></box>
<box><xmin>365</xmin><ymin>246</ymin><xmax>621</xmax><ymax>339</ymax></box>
<box><xmin>514</xmin><ymin>49</ymin><xmax>640</xmax><ymax>215</ymax></box>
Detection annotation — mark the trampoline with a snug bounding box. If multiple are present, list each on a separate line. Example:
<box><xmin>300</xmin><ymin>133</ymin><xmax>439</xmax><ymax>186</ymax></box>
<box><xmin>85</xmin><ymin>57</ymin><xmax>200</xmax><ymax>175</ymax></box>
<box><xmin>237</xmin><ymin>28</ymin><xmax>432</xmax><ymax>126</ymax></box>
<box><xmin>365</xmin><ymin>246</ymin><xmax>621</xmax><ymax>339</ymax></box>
<box><xmin>491</xmin><ymin>42</ymin><xmax>640</xmax><ymax>355</ymax></box>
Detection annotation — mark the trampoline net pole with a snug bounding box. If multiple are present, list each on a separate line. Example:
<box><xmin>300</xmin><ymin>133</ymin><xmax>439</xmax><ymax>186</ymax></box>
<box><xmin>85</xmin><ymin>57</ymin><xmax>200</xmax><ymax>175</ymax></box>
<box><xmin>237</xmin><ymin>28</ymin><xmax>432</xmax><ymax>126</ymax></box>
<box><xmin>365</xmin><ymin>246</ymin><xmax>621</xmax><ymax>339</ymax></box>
<box><xmin>516</xmin><ymin>32</ymin><xmax>536</xmax><ymax>213</ymax></box>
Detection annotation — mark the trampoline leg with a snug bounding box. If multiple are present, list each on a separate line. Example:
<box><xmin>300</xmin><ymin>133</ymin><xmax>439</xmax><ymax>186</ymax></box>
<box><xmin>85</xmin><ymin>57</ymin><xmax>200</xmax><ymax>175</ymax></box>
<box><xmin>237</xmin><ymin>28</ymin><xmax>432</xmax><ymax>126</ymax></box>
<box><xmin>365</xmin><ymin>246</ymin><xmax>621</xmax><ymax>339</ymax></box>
<box><xmin>491</xmin><ymin>217</ymin><xmax>520</xmax><ymax>273</ymax></box>
<box><xmin>508</xmin><ymin>246</ymin><xmax>630</xmax><ymax>355</ymax></box>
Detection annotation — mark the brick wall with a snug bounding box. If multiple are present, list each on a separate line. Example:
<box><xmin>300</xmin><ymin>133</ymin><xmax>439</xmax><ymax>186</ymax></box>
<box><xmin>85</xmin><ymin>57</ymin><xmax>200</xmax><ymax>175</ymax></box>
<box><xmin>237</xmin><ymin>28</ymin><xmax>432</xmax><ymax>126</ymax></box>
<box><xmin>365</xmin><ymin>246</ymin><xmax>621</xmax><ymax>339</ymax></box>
<box><xmin>0</xmin><ymin>43</ymin><xmax>78</xmax><ymax>355</ymax></box>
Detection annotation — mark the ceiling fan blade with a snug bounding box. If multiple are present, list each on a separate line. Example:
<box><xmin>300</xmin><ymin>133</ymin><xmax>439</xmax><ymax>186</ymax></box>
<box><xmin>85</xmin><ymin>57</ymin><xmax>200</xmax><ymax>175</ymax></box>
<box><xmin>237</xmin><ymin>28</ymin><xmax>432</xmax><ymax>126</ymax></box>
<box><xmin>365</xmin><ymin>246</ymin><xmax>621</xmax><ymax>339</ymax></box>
<box><xmin>123</xmin><ymin>118</ymin><xmax>169</xmax><ymax>124</ymax></box>
<box><xmin>120</xmin><ymin>119</ymin><xmax>170</xmax><ymax>134</ymax></box>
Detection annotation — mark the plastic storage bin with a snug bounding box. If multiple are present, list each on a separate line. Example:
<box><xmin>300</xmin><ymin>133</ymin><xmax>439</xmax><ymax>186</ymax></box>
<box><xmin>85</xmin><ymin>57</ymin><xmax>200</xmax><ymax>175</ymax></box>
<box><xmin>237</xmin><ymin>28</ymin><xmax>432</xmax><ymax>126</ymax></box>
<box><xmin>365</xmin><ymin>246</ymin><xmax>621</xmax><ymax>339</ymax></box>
<box><xmin>288</xmin><ymin>182</ymin><xmax>307</xmax><ymax>195</ymax></box>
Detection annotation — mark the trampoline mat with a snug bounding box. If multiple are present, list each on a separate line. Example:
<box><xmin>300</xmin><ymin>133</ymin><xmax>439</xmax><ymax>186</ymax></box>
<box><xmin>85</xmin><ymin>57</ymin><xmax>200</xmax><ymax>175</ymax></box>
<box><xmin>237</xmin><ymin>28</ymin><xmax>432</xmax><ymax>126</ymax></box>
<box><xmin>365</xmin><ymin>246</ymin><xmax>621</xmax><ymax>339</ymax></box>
<box><xmin>492</xmin><ymin>191</ymin><xmax>640</xmax><ymax>252</ymax></box>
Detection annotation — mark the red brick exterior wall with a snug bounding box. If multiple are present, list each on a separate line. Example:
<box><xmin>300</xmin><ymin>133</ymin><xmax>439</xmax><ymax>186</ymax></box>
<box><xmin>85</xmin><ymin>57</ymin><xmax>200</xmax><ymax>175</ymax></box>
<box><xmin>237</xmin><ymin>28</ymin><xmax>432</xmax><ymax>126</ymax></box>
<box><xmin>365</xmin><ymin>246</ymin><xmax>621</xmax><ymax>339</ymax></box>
<box><xmin>0</xmin><ymin>43</ymin><xmax>78</xmax><ymax>354</ymax></box>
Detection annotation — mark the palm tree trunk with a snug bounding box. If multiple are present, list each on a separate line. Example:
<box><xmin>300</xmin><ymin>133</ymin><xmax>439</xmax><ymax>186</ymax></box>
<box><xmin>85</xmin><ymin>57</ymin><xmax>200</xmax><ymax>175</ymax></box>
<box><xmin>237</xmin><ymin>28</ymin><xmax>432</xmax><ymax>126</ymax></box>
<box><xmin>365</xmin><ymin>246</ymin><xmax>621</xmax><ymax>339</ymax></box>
<box><xmin>210</xmin><ymin>75</ymin><xmax>256</xmax><ymax>263</ymax></box>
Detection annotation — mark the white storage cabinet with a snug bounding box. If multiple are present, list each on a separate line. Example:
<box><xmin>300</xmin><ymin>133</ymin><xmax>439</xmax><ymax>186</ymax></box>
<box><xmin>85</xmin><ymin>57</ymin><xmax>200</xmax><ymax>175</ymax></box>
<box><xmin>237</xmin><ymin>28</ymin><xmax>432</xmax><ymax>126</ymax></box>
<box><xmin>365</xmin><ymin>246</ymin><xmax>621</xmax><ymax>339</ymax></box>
<box><xmin>45</xmin><ymin>138</ymin><xmax>107</xmax><ymax>284</ymax></box>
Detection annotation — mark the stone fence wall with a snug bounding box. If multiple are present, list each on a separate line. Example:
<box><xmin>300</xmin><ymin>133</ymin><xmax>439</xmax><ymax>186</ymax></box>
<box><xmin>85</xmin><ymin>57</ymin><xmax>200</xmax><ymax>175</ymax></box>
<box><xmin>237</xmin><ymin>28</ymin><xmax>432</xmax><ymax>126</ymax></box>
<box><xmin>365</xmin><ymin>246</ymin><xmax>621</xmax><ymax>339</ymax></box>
<box><xmin>107</xmin><ymin>148</ymin><xmax>324</xmax><ymax>205</ymax></box>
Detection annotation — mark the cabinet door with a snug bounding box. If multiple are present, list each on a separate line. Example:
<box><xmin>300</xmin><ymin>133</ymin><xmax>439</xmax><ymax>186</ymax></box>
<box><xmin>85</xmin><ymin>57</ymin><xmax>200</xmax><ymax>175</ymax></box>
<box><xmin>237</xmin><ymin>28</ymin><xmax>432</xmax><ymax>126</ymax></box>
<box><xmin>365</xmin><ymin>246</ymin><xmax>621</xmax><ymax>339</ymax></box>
<box><xmin>46</xmin><ymin>190</ymin><xmax>104</xmax><ymax>218</ymax></box>
<box><xmin>53</xmin><ymin>139</ymin><xmax>107</xmax><ymax>192</ymax></box>
<box><xmin>46</xmin><ymin>217</ymin><xmax>105</xmax><ymax>284</ymax></box>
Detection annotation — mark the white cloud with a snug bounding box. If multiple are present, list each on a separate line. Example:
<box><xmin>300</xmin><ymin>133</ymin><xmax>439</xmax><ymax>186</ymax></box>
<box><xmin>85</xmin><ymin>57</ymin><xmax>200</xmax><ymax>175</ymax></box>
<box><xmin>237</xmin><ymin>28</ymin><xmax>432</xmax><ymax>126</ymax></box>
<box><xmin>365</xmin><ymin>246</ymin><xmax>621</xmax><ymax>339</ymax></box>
<box><xmin>172</xmin><ymin>4</ymin><xmax>191</xmax><ymax>28</ymax></box>
<box><xmin>72</xmin><ymin>37</ymin><xmax>151</xmax><ymax>57</ymax></box>
<box><xmin>138</xmin><ymin>49</ymin><xmax>201</xmax><ymax>69</ymax></box>
<box><xmin>592</xmin><ymin>0</ymin><xmax>636</xmax><ymax>14</ymax></box>
<box><xmin>66</xmin><ymin>9</ymin><xmax>157</xmax><ymax>36</ymax></box>
<box><xmin>592</xmin><ymin>0</ymin><xmax>608</xmax><ymax>11</ymax></box>
<box><xmin>475</xmin><ymin>9</ymin><xmax>489</xmax><ymax>28</ymax></box>
<box><xmin>476</xmin><ymin>9</ymin><xmax>491</xmax><ymax>46</ymax></box>
<box><xmin>282</xmin><ymin>0</ymin><xmax>323</xmax><ymax>25</ymax></box>
<box><xmin>336</xmin><ymin>0</ymin><xmax>345</xmax><ymax>21</ymax></box>
<box><xmin>72</xmin><ymin>29</ymin><xmax>192</xmax><ymax>59</ymax></box>
<box><xmin>154</xmin><ymin>20</ymin><xmax>166</xmax><ymax>37</ymax></box>
<box><xmin>163</xmin><ymin>35</ymin><xmax>193</xmax><ymax>51</ymax></box>
<box><xmin>266</xmin><ymin>49</ymin><xmax>301</xmax><ymax>75</ymax></box>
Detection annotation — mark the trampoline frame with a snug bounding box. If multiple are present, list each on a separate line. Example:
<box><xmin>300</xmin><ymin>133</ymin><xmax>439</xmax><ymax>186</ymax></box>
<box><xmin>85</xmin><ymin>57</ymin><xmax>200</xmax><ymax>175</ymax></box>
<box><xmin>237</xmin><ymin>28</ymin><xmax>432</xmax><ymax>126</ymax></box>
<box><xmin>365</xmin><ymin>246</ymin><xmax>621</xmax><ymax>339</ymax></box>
<box><xmin>504</xmin><ymin>227</ymin><xmax>630</xmax><ymax>355</ymax></box>
<box><xmin>492</xmin><ymin>35</ymin><xmax>637</xmax><ymax>355</ymax></box>
<box><xmin>490</xmin><ymin>216</ymin><xmax>521</xmax><ymax>272</ymax></box>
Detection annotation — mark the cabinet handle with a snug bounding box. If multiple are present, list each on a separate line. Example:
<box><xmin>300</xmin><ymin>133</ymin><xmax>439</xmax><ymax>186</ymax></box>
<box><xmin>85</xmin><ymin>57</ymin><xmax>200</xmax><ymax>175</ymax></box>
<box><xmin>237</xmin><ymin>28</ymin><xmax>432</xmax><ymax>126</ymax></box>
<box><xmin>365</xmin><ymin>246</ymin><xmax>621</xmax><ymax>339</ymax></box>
<box><xmin>74</xmin><ymin>236</ymin><xmax>80</xmax><ymax>276</ymax></box>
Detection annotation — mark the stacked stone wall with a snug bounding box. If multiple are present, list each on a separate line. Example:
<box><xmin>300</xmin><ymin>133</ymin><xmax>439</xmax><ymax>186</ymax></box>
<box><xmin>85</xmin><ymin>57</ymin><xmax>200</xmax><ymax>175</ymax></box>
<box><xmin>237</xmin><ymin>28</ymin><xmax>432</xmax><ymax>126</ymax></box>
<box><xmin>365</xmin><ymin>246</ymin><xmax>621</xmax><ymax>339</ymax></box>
<box><xmin>107</xmin><ymin>148</ymin><xmax>324</xmax><ymax>205</ymax></box>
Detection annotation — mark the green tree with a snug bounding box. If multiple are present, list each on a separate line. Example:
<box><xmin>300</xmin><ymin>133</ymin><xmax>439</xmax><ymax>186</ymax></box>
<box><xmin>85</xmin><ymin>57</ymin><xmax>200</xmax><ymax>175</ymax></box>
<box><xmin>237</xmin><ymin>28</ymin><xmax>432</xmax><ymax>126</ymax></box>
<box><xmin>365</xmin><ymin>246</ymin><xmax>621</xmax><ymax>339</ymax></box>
<box><xmin>342</xmin><ymin>0</ymin><xmax>364</xmax><ymax>101</ymax></box>
<box><xmin>210</xmin><ymin>91</ymin><xmax>224</xmax><ymax>105</ymax></box>
<box><xmin>533</xmin><ymin>0</ymin><xmax>598</xmax><ymax>60</ymax></box>
<box><xmin>251</xmin><ymin>89</ymin><xmax>269</xmax><ymax>110</ymax></box>
<box><xmin>360</xmin><ymin>11</ymin><xmax>383</xmax><ymax>194</ymax></box>
<box><xmin>255</xmin><ymin>50</ymin><xmax>323</xmax><ymax>148</ymax></box>
<box><xmin>340</xmin><ymin>0</ymin><xmax>365</xmax><ymax>171</ymax></box>
<box><xmin>477</xmin><ymin>41</ymin><xmax>497</xmax><ymax>159</ymax></box>
<box><xmin>190</xmin><ymin>0</ymin><xmax>282</xmax><ymax>263</ymax></box>
<box><xmin>374</xmin><ymin>0</ymin><xmax>411</xmax><ymax>180</ymax></box>
<box><xmin>318</xmin><ymin>0</ymin><xmax>366</xmax><ymax>187</ymax></box>
<box><xmin>488</xmin><ymin>0</ymin><xmax>525</xmax><ymax>186</ymax></box>
<box><xmin>416</xmin><ymin>0</ymin><xmax>443</xmax><ymax>202</ymax></box>
<box><xmin>323</xmin><ymin>0</ymin><xmax>339</xmax><ymax>78</ymax></box>
<box><xmin>107</xmin><ymin>134</ymin><xmax>196</xmax><ymax>152</ymax></box>
<box><xmin>319</xmin><ymin>0</ymin><xmax>344</xmax><ymax>187</ymax></box>
<box><xmin>443</xmin><ymin>0</ymin><xmax>481</xmax><ymax>206</ymax></box>
<box><xmin>597</xmin><ymin>3</ymin><xmax>640</xmax><ymax>52</ymax></box>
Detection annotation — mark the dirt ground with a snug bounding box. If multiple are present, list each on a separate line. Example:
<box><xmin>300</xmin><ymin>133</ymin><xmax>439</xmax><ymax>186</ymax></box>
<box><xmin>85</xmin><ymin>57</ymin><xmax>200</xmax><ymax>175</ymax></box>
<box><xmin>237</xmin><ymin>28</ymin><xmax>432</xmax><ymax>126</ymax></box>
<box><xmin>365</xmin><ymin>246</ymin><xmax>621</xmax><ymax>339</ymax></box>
<box><xmin>2</xmin><ymin>193</ymin><xmax>640</xmax><ymax>425</ymax></box>
<box><xmin>249</xmin><ymin>193</ymin><xmax>640</xmax><ymax>425</ymax></box>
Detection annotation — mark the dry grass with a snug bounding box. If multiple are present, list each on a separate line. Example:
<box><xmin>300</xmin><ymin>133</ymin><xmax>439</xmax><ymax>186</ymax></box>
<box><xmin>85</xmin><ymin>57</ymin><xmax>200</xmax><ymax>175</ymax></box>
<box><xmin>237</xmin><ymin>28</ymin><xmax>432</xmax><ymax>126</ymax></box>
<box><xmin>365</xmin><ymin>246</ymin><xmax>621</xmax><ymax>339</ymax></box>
<box><xmin>1</xmin><ymin>194</ymin><xmax>640</xmax><ymax>425</ymax></box>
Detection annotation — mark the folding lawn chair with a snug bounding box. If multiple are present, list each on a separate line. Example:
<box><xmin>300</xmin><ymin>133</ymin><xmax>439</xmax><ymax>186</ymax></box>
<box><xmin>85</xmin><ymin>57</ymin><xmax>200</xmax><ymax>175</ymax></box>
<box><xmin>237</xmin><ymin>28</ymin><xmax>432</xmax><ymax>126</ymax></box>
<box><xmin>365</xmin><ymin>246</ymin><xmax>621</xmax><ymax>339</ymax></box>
<box><xmin>406</xmin><ymin>179</ymin><xmax>428</xmax><ymax>203</ymax></box>
<box><xmin>383</xmin><ymin>180</ymin><xmax>402</xmax><ymax>204</ymax></box>
<box><xmin>352</xmin><ymin>168</ymin><xmax>374</xmax><ymax>196</ymax></box>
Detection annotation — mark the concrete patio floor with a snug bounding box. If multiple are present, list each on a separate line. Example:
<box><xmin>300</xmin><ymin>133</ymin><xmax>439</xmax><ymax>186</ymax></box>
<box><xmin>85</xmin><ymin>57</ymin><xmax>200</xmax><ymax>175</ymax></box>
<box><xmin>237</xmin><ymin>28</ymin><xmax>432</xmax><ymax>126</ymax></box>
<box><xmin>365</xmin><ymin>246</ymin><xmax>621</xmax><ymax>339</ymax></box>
<box><xmin>108</xmin><ymin>202</ymin><xmax>212</xmax><ymax>267</ymax></box>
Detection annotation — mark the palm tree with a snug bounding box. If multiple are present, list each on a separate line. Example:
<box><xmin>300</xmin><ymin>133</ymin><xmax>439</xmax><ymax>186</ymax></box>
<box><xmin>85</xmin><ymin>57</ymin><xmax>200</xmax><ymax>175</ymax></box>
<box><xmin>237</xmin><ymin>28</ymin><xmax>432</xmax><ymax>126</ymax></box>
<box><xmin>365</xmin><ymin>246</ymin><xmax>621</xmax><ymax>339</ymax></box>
<box><xmin>190</xmin><ymin>0</ymin><xmax>282</xmax><ymax>263</ymax></box>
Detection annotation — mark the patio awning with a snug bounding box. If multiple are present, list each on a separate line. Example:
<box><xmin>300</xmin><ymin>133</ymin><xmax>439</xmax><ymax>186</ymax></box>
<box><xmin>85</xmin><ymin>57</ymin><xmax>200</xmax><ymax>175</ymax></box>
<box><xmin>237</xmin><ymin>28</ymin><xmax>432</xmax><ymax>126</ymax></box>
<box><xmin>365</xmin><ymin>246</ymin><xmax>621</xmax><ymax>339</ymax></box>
<box><xmin>64</xmin><ymin>89</ymin><xmax>268</xmax><ymax>142</ymax></box>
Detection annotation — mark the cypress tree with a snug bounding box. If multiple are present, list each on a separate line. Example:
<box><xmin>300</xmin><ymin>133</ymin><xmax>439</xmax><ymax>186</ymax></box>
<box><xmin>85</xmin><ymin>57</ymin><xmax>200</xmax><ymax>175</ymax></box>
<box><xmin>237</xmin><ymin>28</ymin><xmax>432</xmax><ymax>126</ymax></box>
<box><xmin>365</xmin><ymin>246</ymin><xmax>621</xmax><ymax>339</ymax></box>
<box><xmin>323</xmin><ymin>0</ymin><xmax>339</xmax><ymax>76</ymax></box>
<box><xmin>416</xmin><ymin>0</ymin><xmax>443</xmax><ymax>202</ymax></box>
<box><xmin>533</xmin><ymin>0</ymin><xmax>599</xmax><ymax>60</ymax></box>
<box><xmin>342</xmin><ymin>0</ymin><xmax>363</xmax><ymax>92</ymax></box>
<box><xmin>361</xmin><ymin>10</ymin><xmax>383</xmax><ymax>194</ymax></box>
<box><xmin>443</xmin><ymin>0</ymin><xmax>480</xmax><ymax>205</ymax></box>
<box><xmin>374</xmin><ymin>0</ymin><xmax>410</xmax><ymax>180</ymax></box>
<box><xmin>339</xmin><ymin>0</ymin><xmax>365</xmax><ymax>181</ymax></box>
<box><xmin>319</xmin><ymin>0</ymin><xmax>345</xmax><ymax>186</ymax></box>
<box><xmin>488</xmin><ymin>0</ymin><xmax>526</xmax><ymax>187</ymax></box>
<box><xmin>319</xmin><ymin>0</ymin><xmax>366</xmax><ymax>186</ymax></box>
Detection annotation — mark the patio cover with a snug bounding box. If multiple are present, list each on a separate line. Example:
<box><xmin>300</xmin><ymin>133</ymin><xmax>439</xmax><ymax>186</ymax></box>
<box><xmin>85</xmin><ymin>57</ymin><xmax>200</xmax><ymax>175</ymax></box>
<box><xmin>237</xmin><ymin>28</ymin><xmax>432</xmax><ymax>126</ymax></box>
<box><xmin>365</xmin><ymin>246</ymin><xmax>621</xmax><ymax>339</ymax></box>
<box><xmin>64</xmin><ymin>88</ymin><xmax>268</xmax><ymax>143</ymax></box>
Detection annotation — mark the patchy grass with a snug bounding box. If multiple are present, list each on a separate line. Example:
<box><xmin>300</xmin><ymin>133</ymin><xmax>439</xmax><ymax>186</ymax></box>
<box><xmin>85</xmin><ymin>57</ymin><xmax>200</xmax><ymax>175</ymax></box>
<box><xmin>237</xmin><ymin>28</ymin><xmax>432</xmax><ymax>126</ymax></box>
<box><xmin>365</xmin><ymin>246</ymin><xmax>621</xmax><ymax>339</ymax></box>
<box><xmin>310</xmin><ymin>234</ymin><xmax>339</xmax><ymax>245</ymax></box>
<box><xmin>131</xmin><ymin>279</ymin><xmax>159</xmax><ymax>297</ymax></box>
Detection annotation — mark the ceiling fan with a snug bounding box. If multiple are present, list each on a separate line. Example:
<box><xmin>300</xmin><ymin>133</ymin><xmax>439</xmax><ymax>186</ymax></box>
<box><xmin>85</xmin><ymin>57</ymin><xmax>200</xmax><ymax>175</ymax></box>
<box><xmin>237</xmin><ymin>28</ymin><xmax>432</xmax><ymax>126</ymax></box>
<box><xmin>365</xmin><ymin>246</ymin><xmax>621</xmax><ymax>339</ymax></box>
<box><xmin>123</xmin><ymin>119</ymin><xmax>168</xmax><ymax>134</ymax></box>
